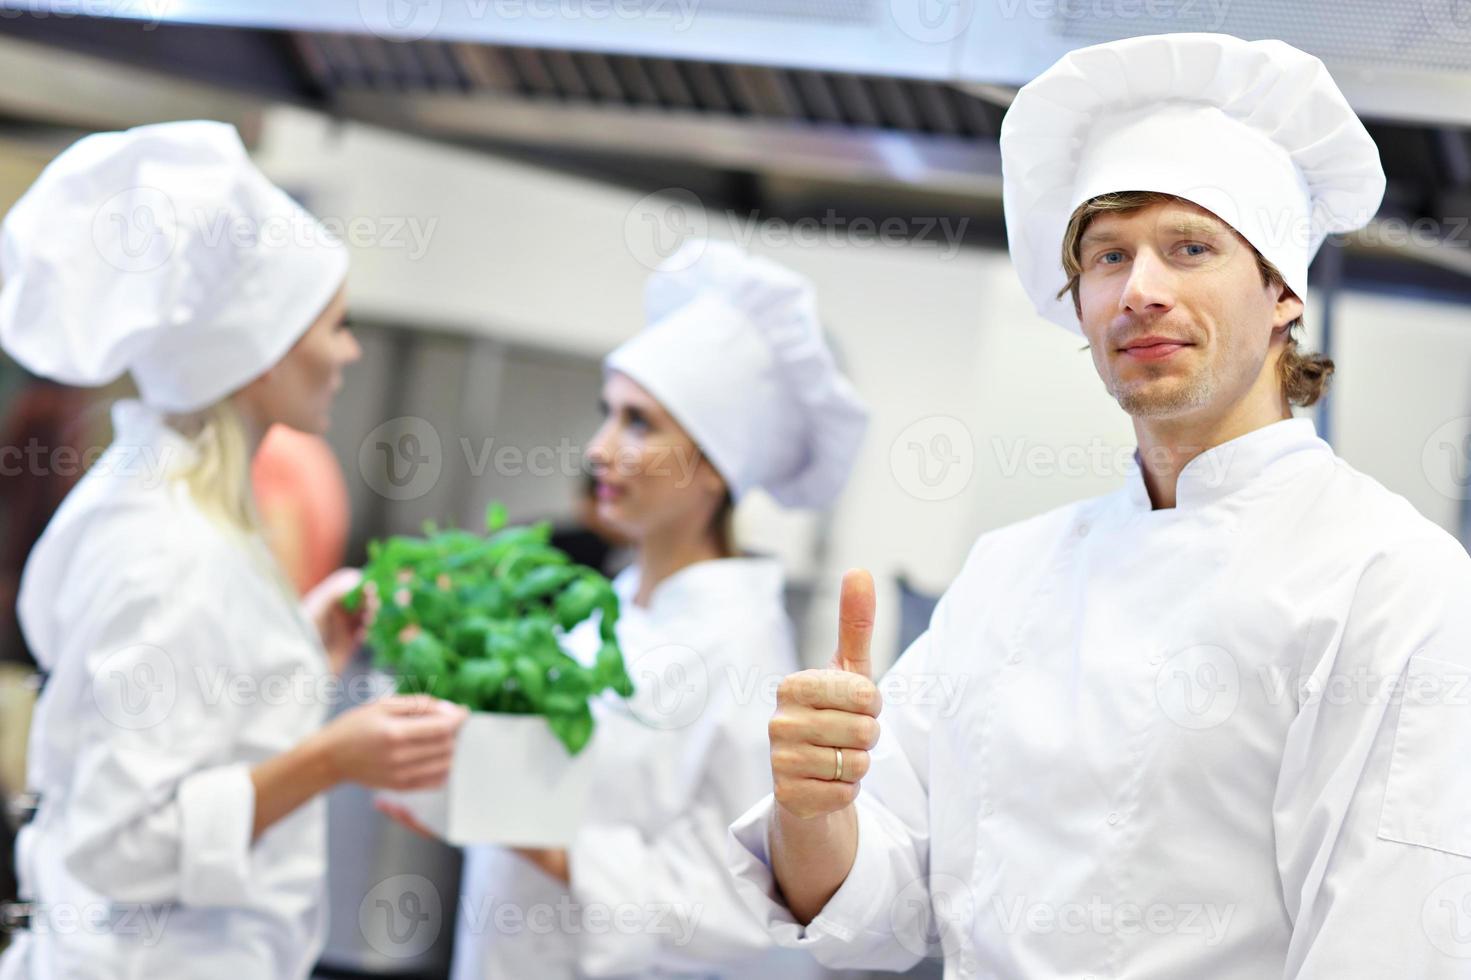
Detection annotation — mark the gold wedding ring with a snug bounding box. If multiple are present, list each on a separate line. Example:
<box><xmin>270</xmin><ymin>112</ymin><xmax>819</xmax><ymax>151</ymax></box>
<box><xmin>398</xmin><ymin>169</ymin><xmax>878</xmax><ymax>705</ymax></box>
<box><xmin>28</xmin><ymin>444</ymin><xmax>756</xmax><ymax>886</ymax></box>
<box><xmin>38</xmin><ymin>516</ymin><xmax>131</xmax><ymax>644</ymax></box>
<box><xmin>832</xmin><ymin>747</ymin><xmax>844</xmax><ymax>782</ymax></box>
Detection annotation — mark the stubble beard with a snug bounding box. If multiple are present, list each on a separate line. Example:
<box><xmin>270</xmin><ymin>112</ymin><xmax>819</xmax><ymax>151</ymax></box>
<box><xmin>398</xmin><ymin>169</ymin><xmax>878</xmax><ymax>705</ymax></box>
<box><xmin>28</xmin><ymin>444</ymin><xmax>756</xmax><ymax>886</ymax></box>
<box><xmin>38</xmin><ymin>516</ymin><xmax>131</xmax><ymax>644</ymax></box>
<box><xmin>1111</xmin><ymin>364</ymin><xmax>1217</xmax><ymax>418</ymax></box>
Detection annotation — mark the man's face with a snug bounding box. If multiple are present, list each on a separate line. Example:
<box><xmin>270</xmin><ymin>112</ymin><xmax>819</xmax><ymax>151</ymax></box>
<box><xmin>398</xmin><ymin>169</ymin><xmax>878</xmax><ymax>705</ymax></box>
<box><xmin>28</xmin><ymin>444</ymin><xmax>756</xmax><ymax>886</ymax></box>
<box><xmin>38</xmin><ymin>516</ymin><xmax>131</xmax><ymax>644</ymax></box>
<box><xmin>1074</xmin><ymin>197</ymin><xmax>1302</xmax><ymax>421</ymax></box>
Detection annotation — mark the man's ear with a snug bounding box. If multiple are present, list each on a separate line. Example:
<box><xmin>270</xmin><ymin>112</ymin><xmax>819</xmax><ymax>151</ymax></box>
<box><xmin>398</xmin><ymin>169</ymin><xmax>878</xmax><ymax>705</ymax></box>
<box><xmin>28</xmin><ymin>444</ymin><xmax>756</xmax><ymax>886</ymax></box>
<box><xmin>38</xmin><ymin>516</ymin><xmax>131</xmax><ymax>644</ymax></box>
<box><xmin>1273</xmin><ymin>284</ymin><xmax>1304</xmax><ymax>331</ymax></box>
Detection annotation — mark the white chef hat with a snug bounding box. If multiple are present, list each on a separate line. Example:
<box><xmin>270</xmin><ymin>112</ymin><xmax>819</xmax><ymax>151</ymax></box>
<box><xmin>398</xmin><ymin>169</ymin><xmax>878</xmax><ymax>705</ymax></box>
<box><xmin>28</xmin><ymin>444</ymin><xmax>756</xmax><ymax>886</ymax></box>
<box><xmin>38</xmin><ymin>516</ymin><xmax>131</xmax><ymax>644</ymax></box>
<box><xmin>604</xmin><ymin>240</ymin><xmax>869</xmax><ymax>509</ymax></box>
<box><xmin>0</xmin><ymin>120</ymin><xmax>348</xmax><ymax>412</ymax></box>
<box><xmin>999</xmin><ymin>32</ymin><xmax>1386</xmax><ymax>333</ymax></box>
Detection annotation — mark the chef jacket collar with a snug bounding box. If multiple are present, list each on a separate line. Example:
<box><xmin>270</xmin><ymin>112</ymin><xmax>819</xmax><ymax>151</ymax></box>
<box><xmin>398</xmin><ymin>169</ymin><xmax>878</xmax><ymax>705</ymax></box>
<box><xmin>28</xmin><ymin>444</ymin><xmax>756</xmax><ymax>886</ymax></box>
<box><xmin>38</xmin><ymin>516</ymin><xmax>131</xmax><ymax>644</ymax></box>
<box><xmin>612</xmin><ymin>556</ymin><xmax>784</xmax><ymax>616</ymax></box>
<box><xmin>1123</xmin><ymin>416</ymin><xmax>1329</xmax><ymax>513</ymax></box>
<box><xmin>109</xmin><ymin>397</ymin><xmax>199</xmax><ymax>478</ymax></box>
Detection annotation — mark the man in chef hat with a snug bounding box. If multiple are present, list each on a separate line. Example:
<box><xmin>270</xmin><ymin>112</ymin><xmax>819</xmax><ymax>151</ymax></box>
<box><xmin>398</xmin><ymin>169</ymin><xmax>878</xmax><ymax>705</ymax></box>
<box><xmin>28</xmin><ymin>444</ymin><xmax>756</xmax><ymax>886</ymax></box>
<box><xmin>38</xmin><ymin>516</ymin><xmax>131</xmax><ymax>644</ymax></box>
<box><xmin>728</xmin><ymin>33</ymin><xmax>1471</xmax><ymax>978</ymax></box>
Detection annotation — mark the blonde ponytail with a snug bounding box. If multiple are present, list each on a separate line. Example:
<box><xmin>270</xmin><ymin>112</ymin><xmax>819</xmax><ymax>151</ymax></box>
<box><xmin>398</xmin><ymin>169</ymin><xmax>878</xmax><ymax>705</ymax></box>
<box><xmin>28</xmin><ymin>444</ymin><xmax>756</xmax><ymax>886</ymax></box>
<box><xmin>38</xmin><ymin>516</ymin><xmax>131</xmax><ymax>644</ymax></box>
<box><xmin>165</xmin><ymin>399</ymin><xmax>260</xmax><ymax>534</ymax></box>
<box><xmin>163</xmin><ymin>399</ymin><xmax>303</xmax><ymax>602</ymax></box>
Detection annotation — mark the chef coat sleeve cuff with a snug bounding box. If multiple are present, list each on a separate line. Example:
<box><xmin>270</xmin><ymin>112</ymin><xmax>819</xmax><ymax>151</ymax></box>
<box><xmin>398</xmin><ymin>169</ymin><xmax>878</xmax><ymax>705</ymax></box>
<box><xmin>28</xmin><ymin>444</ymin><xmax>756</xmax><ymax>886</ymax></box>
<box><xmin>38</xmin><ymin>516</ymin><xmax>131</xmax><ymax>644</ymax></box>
<box><xmin>727</xmin><ymin>794</ymin><xmax>898</xmax><ymax>954</ymax></box>
<box><xmin>177</xmin><ymin>761</ymin><xmax>255</xmax><ymax>907</ymax></box>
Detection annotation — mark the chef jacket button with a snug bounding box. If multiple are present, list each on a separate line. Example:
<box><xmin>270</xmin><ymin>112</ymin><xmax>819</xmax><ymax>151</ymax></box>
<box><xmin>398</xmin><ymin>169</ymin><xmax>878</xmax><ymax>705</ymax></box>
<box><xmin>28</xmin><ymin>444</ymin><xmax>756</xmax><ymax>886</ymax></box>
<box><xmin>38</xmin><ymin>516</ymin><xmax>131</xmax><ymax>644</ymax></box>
<box><xmin>1007</xmin><ymin>649</ymin><xmax>1023</xmax><ymax>664</ymax></box>
<box><xmin>982</xmin><ymin>802</ymin><xmax>994</xmax><ymax>816</ymax></box>
<box><xmin>1149</xmin><ymin>652</ymin><xmax>1163</xmax><ymax>666</ymax></box>
<box><xmin>1106</xmin><ymin>811</ymin><xmax>1120</xmax><ymax>825</ymax></box>
<box><xmin>1076</xmin><ymin>522</ymin><xmax>1090</xmax><ymax>537</ymax></box>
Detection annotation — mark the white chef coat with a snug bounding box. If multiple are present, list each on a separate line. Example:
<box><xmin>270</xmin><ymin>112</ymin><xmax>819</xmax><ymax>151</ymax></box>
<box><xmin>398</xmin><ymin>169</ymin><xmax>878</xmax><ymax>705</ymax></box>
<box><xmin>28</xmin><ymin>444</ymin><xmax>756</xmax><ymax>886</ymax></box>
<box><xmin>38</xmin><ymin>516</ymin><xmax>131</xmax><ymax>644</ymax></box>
<box><xmin>729</xmin><ymin>417</ymin><xmax>1471</xmax><ymax>979</ymax></box>
<box><xmin>453</xmin><ymin>557</ymin><xmax>825</xmax><ymax>980</ymax></box>
<box><xmin>0</xmin><ymin>400</ymin><xmax>330</xmax><ymax>979</ymax></box>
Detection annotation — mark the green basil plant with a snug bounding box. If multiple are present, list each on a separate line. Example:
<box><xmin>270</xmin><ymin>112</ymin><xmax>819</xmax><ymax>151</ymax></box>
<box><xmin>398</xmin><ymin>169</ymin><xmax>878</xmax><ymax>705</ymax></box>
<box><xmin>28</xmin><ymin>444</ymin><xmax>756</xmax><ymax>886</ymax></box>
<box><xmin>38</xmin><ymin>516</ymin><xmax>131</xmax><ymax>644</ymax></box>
<box><xmin>343</xmin><ymin>502</ymin><xmax>634</xmax><ymax>755</ymax></box>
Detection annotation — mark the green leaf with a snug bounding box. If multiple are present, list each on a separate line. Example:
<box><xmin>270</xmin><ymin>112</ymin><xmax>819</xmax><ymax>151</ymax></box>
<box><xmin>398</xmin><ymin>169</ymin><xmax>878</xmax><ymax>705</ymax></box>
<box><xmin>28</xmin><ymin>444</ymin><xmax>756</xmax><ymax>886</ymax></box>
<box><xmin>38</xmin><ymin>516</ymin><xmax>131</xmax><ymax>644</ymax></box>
<box><xmin>498</xmin><ymin>544</ymin><xmax>568</xmax><ymax>582</ymax></box>
<box><xmin>598</xmin><ymin>594</ymin><xmax>621</xmax><ymax>643</ymax></box>
<box><xmin>511</xmin><ymin>564</ymin><xmax>579</xmax><ymax>603</ymax></box>
<box><xmin>457</xmin><ymin>658</ymin><xmax>511</xmax><ymax>709</ymax></box>
<box><xmin>543</xmin><ymin>691</ymin><xmax>584</xmax><ymax>716</ymax></box>
<box><xmin>596</xmin><ymin>640</ymin><xmax>634</xmax><ymax>698</ymax></box>
<box><xmin>399</xmin><ymin>632</ymin><xmax>449</xmax><ymax>691</ymax></box>
<box><xmin>457</xmin><ymin>581</ymin><xmax>509</xmax><ymax>618</ymax></box>
<box><xmin>514</xmin><ymin>618</ymin><xmax>560</xmax><ymax>659</ymax></box>
<box><xmin>486</xmin><ymin>501</ymin><xmax>508</xmax><ymax>532</ymax></box>
<box><xmin>511</xmin><ymin>654</ymin><xmax>546</xmax><ymax>707</ymax></box>
<box><xmin>483</xmin><ymin>526</ymin><xmax>546</xmax><ymax>565</ymax></box>
<box><xmin>447</xmin><ymin>618</ymin><xmax>494</xmax><ymax>661</ymax></box>
<box><xmin>484</xmin><ymin>626</ymin><xmax>523</xmax><ymax>661</ymax></box>
<box><xmin>554</xmin><ymin>577</ymin><xmax>602</xmax><ymax>631</ymax></box>
<box><xmin>546</xmin><ymin>703</ymin><xmax>595</xmax><ymax>755</ymax></box>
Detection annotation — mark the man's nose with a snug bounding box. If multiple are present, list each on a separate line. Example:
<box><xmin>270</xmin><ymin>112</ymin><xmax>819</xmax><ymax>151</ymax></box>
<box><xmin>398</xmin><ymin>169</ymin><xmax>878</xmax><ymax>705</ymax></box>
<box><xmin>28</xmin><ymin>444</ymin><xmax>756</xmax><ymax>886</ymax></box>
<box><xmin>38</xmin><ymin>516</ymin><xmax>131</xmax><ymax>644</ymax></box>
<box><xmin>1119</xmin><ymin>249</ymin><xmax>1175</xmax><ymax>316</ymax></box>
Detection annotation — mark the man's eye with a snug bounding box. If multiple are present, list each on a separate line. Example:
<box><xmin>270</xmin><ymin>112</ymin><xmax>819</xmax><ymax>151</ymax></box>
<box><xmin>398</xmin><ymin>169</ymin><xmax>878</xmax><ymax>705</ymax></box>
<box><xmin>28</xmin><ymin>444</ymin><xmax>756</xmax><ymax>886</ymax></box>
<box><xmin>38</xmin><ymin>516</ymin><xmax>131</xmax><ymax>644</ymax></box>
<box><xmin>1181</xmin><ymin>242</ymin><xmax>1211</xmax><ymax>257</ymax></box>
<box><xmin>1097</xmin><ymin>250</ymin><xmax>1124</xmax><ymax>265</ymax></box>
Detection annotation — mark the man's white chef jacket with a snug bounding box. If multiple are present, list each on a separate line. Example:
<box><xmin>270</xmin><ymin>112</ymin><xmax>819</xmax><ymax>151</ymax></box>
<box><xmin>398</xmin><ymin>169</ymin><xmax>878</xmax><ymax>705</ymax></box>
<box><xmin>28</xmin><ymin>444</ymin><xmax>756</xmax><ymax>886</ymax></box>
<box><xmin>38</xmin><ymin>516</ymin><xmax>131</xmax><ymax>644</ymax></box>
<box><xmin>730</xmin><ymin>417</ymin><xmax>1471</xmax><ymax>979</ymax></box>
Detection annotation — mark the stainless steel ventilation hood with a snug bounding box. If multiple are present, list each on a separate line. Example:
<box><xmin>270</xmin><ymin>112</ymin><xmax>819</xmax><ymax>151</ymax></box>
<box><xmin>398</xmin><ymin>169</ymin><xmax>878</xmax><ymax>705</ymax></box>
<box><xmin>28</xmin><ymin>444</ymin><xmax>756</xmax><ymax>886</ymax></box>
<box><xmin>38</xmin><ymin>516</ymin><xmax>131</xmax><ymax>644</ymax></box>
<box><xmin>1</xmin><ymin>1</ymin><xmax>1469</xmax><ymax>297</ymax></box>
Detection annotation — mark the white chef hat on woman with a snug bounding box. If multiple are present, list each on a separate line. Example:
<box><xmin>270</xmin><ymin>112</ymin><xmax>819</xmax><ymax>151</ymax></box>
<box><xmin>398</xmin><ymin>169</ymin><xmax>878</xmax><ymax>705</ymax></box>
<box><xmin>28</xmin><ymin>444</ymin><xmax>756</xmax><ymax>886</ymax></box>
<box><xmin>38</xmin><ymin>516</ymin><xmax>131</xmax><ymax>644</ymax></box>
<box><xmin>604</xmin><ymin>240</ymin><xmax>869</xmax><ymax>509</ymax></box>
<box><xmin>0</xmin><ymin>119</ymin><xmax>348</xmax><ymax>412</ymax></box>
<box><xmin>1000</xmin><ymin>32</ymin><xmax>1386</xmax><ymax>333</ymax></box>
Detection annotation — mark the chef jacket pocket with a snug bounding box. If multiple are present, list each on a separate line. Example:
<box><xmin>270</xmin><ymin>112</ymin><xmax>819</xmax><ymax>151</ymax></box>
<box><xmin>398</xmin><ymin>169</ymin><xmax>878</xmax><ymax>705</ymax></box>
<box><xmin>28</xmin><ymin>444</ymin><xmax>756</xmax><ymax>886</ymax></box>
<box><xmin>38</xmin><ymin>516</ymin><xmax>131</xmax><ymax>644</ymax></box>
<box><xmin>1378</xmin><ymin>654</ymin><xmax>1471</xmax><ymax>857</ymax></box>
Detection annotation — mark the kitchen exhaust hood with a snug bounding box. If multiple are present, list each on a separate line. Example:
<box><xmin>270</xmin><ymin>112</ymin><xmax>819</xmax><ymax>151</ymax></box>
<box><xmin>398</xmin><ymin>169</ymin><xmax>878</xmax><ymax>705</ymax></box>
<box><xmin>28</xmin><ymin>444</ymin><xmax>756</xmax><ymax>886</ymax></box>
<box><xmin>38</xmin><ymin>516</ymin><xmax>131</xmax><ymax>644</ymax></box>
<box><xmin>4</xmin><ymin>0</ymin><xmax>1471</xmax><ymax>123</ymax></box>
<box><xmin>1</xmin><ymin>0</ymin><xmax>1469</xmax><ymax>298</ymax></box>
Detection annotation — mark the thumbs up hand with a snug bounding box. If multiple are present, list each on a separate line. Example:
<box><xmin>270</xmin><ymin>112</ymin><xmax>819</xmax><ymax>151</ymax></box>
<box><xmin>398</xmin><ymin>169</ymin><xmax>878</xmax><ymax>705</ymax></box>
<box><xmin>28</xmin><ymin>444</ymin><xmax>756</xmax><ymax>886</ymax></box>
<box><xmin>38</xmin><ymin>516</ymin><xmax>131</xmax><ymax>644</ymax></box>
<box><xmin>770</xmin><ymin>569</ymin><xmax>883</xmax><ymax>821</ymax></box>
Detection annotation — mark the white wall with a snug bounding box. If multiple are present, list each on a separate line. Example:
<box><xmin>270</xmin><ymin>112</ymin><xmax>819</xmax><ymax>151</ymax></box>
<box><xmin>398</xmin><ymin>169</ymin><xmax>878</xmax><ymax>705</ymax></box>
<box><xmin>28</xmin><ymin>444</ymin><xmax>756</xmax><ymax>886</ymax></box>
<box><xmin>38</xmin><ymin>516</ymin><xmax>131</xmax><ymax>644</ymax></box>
<box><xmin>1332</xmin><ymin>291</ymin><xmax>1471</xmax><ymax>534</ymax></box>
<box><xmin>255</xmin><ymin>108</ymin><xmax>1471</xmax><ymax>672</ymax></box>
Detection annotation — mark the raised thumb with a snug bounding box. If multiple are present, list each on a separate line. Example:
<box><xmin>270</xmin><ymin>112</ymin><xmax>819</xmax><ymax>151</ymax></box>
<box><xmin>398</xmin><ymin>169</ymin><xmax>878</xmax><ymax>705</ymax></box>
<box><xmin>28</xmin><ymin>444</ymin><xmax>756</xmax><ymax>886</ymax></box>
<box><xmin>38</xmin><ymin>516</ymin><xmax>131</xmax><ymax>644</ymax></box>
<box><xmin>833</xmin><ymin>568</ymin><xmax>875</xmax><ymax>679</ymax></box>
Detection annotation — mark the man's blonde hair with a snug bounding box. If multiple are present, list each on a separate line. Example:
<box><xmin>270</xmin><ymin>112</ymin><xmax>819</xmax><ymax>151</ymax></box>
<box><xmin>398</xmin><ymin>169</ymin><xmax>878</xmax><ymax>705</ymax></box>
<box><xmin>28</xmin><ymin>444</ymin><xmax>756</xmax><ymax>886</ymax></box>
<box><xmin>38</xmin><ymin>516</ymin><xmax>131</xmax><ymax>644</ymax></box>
<box><xmin>1056</xmin><ymin>190</ymin><xmax>1334</xmax><ymax>407</ymax></box>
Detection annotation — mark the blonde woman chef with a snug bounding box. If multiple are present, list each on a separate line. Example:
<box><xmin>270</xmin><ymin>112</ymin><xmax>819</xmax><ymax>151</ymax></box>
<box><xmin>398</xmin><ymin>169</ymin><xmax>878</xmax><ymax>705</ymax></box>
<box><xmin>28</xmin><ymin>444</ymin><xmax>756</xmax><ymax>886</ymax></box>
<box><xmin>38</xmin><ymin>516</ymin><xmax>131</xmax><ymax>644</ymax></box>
<box><xmin>415</xmin><ymin>240</ymin><xmax>869</xmax><ymax>978</ymax></box>
<box><xmin>0</xmin><ymin>121</ymin><xmax>465</xmax><ymax>979</ymax></box>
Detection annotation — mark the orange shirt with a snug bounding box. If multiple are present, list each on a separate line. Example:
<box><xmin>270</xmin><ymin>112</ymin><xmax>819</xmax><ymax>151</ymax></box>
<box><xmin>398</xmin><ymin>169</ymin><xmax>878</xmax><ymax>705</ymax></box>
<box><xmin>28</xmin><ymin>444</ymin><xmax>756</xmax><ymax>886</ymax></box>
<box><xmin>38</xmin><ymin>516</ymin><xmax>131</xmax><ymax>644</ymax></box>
<box><xmin>251</xmin><ymin>424</ymin><xmax>350</xmax><ymax>596</ymax></box>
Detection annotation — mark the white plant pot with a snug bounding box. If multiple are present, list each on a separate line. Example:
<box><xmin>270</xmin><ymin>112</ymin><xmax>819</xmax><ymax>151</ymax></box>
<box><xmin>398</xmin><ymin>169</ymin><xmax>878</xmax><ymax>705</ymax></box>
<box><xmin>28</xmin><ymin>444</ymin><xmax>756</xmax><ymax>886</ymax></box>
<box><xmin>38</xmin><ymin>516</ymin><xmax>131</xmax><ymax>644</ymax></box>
<box><xmin>378</xmin><ymin>712</ymin><xmax>598</xmax><ymax>846</ymax></box>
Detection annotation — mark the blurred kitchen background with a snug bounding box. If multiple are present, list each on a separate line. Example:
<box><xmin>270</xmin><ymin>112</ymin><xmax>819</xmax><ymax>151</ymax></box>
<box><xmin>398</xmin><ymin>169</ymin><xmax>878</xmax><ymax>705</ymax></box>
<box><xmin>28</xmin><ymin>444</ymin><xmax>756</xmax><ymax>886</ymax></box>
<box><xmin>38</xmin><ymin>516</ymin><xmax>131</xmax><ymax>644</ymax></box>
<box><xmin>1</xmin><ymin>1</ymin><xmax>1470</xmax><ymax>976</ymax></box>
